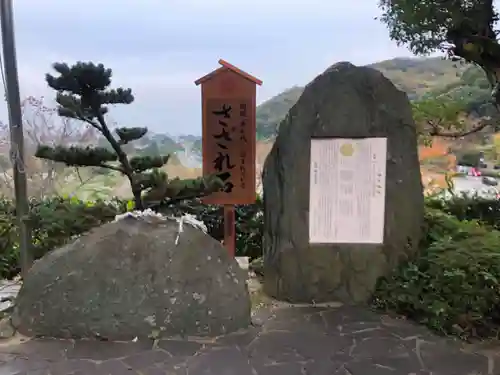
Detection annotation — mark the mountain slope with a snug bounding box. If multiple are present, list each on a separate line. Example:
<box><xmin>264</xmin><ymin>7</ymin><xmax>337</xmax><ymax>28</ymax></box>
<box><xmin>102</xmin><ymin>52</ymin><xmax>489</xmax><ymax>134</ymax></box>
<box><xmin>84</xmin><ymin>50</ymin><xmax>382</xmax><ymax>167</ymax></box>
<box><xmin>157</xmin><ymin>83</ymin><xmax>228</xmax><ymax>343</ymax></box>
<box><xmin>256</xmin><ymin>86</ymin><xmax>304</xmax><ymax>140</ymax></box>
<box><xmin>253</xmin><ymin>57</ymin><xmax>475</xmax><ymax>140</ymax></box>
<box><xmin>368</xmin><ymin>57</ymin><xmax>469</xmax><ymax>99</ymax></box>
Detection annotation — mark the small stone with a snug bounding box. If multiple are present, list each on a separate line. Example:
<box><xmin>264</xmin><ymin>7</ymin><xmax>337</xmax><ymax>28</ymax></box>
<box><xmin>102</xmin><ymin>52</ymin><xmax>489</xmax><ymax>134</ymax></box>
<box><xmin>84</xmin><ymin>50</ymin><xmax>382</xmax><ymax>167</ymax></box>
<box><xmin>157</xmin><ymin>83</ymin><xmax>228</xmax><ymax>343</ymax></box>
<box><xmin>0</xmin><ymin>316</ymin><xmax>15</xmax><ymax>339</ymax></box>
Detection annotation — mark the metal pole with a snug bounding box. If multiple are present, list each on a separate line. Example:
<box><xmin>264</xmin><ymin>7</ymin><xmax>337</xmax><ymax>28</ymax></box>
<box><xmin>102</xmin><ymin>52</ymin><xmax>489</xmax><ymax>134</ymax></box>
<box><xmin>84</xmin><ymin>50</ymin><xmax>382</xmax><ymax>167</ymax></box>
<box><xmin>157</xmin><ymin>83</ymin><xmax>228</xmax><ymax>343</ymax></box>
<box><xmin>0</xmin><ymin>0</ymin><xmax>31</xmax><ymax>278</ymax></box>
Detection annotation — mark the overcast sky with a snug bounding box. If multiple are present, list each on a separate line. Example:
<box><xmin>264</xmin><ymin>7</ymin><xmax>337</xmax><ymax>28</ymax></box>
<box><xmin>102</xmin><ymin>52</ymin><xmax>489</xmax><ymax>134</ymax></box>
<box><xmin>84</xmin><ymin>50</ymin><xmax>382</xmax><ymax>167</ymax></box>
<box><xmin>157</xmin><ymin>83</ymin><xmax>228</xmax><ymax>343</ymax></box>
<box><xmin>5</xmin><ymin>0</ymin><xmax>417</xmax><ymax>135</ymax></box>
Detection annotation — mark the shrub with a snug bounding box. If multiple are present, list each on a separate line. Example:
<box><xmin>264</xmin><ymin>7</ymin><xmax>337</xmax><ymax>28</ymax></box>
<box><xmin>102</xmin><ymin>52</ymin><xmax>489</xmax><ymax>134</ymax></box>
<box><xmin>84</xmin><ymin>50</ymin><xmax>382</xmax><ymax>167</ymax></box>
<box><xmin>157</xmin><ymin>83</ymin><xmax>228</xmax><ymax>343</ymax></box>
<box><xmin>28</xmin><ymin>197</ymin><xmax>127</xmax><ymax>260</ymax></box>
<box><xmin>456</xmin><ymin>150</ymin><xmax>482</xmax><ymax>167</ymax></box>
<box><xmin>0</xmin><ymin>197</ymin><xmax>127</xmax><ymax>279</ymax></box>
<box><xmin>426</xmin><ymin>194</ymin><xmax>500</xmax><ymax>230</ymax></box>
<box><xmin>373</xmin><ymin>208</ymin><xmax>500</xmax><ymax>339</ymax></box>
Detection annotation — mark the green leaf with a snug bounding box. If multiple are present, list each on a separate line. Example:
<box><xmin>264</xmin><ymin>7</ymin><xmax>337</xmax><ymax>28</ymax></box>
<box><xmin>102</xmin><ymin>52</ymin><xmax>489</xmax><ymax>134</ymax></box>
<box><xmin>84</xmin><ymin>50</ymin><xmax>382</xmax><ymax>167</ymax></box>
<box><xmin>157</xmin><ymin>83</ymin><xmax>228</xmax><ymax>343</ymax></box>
<box><xmin>115</xmin><ymin>127</ymin><xmax>148</xmax><ymax>143</ymax></box>
<box><xmin>129</xmin><ymin>155</ymin><xmax>170</xmax><ymax>172</ymax></box>
<box><xmin>126</xmin><ymin>200</ymin><xmax>135</xmax><ymax>211</ymax></box>
<box><xmin>35</xmin><ymin>145</ymin><xmax>118</xmax><ymax>167</ymax></box>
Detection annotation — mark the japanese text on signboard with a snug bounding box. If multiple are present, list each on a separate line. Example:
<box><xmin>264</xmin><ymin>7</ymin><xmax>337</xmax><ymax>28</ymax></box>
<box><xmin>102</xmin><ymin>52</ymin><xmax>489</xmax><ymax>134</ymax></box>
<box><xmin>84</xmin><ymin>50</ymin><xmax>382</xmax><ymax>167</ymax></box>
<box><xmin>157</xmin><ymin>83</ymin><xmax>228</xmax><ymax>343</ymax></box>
<box><xmin>204</xmin><ymin>98</ymin><xmax>253</xmax><ymax>202</ymax></box>
<box><xmin>210</xmin><ymin>102</ymin><xmax>236</xmax><ymax>193</ymax></box>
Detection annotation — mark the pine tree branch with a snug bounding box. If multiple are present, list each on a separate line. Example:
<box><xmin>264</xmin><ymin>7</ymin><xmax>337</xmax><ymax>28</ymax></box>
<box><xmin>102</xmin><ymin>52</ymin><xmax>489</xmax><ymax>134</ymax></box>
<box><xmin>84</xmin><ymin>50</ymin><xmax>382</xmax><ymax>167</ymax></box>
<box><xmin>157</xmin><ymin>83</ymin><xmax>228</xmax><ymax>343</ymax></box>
<box><xmin>95</xmin><ymin>111</ymin><xmax>143</xmax><ymax>208</ymax></box>
<box><xmin>81</xmin><ymin>117</ymin><xmax>102</xmax><ymax>132</ymax></box>
<box><xmin>163</xmin><ymin>190</ymin><xmax>215</xmax><ymax>205</ymax></box>
<box><xmin>95</xmin><ymin>112</ymin><xmax>132</xmax><ymax>176</ymax></box>
<box><xmin>427</xmin><ymin>121</ymin><xmax>490</xmax><ymax>137</ymax></box>
<box><xmin>98</xmin><ymin>163</ymin><xmax>125</xmax><ymax>173</ymax></box>
<box><xmin>144</xmin><ymin>190</ymin><xmax>215</xmax><ymax>210</ymax></box>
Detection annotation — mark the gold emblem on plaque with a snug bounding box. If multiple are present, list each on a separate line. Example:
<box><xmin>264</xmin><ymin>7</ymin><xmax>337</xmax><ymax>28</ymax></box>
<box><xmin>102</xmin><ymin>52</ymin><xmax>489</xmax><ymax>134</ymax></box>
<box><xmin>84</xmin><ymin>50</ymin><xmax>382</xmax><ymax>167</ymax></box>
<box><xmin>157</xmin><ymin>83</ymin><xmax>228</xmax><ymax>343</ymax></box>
<box><xmin>340</xmin><ymin>143</ymin><xmax>354</xmax><ymax>157</ymax></box>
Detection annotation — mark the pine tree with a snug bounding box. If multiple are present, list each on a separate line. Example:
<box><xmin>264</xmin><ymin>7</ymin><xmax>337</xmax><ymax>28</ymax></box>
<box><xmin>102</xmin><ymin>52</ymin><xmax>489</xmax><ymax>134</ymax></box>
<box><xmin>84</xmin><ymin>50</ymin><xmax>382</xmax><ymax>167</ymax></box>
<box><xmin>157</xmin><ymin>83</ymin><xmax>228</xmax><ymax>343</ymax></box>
<box><xmin>35</xmin><ymin>62</ymin><xmax>228</xmax><ymax>210</ymax></box>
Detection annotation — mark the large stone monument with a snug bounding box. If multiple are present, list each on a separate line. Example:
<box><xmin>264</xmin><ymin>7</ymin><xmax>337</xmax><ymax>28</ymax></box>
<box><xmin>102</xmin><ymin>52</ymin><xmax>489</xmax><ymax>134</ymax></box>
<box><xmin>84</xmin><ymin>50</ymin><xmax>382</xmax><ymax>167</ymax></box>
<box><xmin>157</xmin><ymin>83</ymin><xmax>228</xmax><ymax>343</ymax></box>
<box><xmin>262</xmin><ymin>62</ymin><xmax>424</xmax><ymax>304</ymax></box>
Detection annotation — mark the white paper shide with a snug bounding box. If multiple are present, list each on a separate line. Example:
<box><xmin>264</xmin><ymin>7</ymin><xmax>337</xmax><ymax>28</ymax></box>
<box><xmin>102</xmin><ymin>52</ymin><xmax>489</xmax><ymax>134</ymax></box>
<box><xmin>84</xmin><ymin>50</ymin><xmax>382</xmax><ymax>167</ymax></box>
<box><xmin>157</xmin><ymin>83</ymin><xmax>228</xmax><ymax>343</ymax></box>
<box><xmin>309</xmin><ymin>138</ymin><xmax>387</xmax><ymax>244</ymax></box>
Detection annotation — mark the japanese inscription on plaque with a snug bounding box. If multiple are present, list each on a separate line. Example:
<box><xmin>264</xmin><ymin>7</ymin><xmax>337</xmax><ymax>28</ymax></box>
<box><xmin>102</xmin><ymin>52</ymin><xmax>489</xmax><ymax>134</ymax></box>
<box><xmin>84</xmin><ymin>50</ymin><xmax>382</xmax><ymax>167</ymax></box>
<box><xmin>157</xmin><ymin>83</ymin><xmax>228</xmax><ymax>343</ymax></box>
<box><xmin>309</xmin><ymin>137</ymin><xmax>387</xmax><ymax>244</ymax></box>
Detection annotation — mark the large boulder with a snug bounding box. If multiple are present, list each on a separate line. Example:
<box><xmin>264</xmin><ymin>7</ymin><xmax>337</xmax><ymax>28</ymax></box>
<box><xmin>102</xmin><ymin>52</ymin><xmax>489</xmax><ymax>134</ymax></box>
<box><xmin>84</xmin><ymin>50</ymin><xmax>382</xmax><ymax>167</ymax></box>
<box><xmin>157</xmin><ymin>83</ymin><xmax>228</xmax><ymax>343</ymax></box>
<box><xmin>262</xmin><ymin>62</ymin><xmax>424</xmax><ymax>304</ymax></box>
<box><xmin>12</xmin><ymin>214</ymin><xmax>251</xmax><ymax>339</ymax></box>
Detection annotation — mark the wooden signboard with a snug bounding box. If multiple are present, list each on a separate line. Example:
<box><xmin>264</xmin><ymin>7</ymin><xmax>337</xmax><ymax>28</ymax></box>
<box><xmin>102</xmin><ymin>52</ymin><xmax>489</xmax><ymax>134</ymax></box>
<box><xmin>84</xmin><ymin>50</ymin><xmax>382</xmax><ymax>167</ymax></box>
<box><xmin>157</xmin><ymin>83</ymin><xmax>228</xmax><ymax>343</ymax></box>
<box><xmin>195</xmin><ymin>59</ymin><xmax>261</xmax><ymax>205</ymax></box>
<box><xmin>195</xmin><ymin>59</ymin><xmax>262</xmax><ymax>256</ymax></box>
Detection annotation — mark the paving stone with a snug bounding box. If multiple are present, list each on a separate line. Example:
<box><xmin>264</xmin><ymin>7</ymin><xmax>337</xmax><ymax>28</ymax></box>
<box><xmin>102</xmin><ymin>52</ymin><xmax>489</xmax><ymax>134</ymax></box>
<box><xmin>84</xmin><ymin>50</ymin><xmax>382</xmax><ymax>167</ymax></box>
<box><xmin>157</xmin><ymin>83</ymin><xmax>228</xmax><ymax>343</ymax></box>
<box><xmin>350</xmin><ymin>336</ymin><xmax>411</xmax><ymax>358</ymax></box>
<box><xmin>157</xmin><ymin>340</ymin><xmax>204</xmax><ymax>357</ymax></box>
<box><xmin>0</xmin><ymin>305</ymin><xmax>495</xmax><ymax>375</ymax></box>
<box><xmin>418</xmin><ymin>340</ymin><xmax>490</xmax><ymax>374</ymax></box>
<box><xmin>379</xmin><ymin>316</ymin><xmax>435</xmax><ymax>340</ymax></box>
<box><xmin>247</xmin><ymin>330</ymin><xmax>352</xmax><ymax>364</ymax></box>
<box><xmin>186</xmin><ymin>347</ymin><xmax>254</xmax><ymax>375</ymax></box>
<box><xmin>214</xmin><ymin>327</ymin><xmax>260</xmax><ymax>348</ymax></box>
<box><xmin>47</xmin><ymin>359</ymin><xmax>98</xmax><ymax>375</ymax></box>
<box><xmin>0</xmin><ymin>357</ymin><xmax>50</xmax><ymax>375</ymax></box>
<box><xmin>95</xmin><ymin>359</ymin><xmax>134</xmax><ymax>374</ymax></box>
<box><xmin>19</xmin><ymin>369</ymin><xmax>50</xmax><ymax>375</ymax></box>
<box><xmin>253</xmin><ymin>362</ymin><xmax>305</xmax><ymax>375</ymax></box>
<box><xmin>139</xmin><ymin>365</ymin><xmax>170</xmax><ymax>375</ymax></box>
<box><xmin>260</xmin><ymin>306</ymin><xmax>330</xmax><ymax>332</ymax></box>
<box><xmin>122</xmin><ymin>349</ymin><xmax>171</xmax><ymax>370</ymax></box>
<box><xmin>152</xmin><ymin>357</ymin><xmax>189</xmax><ymax>374</ymax></box>
<box><xmin>0</xmin><ymin>338</ymin><xmax>72</xmax><ymax>362</ymax></box>
<box><xmin>345</xmin><ymin>358</ymin><xmax>417</xmax><ymax>375</ymax></box>
<box><xmin>67</xmin><ymin>339</ymin><xmax>152</xmax><ymax>361</ymax></box>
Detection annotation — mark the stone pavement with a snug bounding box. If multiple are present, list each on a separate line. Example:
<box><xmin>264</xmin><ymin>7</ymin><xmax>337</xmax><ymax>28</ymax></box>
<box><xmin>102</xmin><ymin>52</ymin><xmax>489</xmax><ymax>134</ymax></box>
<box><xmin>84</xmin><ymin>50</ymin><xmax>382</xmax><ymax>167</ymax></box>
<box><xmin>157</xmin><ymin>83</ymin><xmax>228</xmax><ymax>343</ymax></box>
<box><xmin>0</xmin><ymin>303</ymin><xmax>497</xmax><ymax>375</ymax></box>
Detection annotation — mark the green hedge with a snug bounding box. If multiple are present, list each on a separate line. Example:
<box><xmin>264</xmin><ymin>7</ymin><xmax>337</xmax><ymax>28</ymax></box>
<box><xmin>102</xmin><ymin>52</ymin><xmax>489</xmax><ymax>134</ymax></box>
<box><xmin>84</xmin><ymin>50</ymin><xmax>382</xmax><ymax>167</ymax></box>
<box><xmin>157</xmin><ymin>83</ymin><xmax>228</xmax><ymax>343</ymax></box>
<box><xmin>425</xmin><ymin>194</ymin><xmax>500</xmax><ymax>230</ymax></box>
<box><xmin>0</xmin><ymin>196</ymin><xmax>263</xmax><ymax>279</ymax></box>
<box><xmin>373</xmin><ymin>203</ymin><xmax>500</xmax><ymax>339</ymax></box>
<box><xmin>0</xmin><ymin>197</ymin><xmax>127</xmax><ymax>279</ymax></box>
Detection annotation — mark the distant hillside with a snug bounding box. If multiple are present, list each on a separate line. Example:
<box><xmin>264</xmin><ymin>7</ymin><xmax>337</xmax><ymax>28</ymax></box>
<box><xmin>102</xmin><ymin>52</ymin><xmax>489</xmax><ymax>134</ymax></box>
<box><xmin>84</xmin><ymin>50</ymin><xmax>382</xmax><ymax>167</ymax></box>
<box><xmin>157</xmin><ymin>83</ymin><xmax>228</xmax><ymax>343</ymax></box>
<box><xmin>368</xmin><ymin>57</ymin><xmax>469</xmax><ymax>100</ymax></box>
<box><xmin>254</xmin><ymin>57</ymin><xmax>475</xmax><ymax>140</ymax></box>
<box><xmin>256</xmin><ymin>87</ymin><xmax>304</xmax><ymax>140</ymax></box>
<box><xmin>173</xmin><ymin>135</ymin><xmax>203</xmax><ymax>168</ymax></box>
<box><xmin>97</xmin><ymin>131</ymin><xmax>184</xmax><ymax>164</ymax></box>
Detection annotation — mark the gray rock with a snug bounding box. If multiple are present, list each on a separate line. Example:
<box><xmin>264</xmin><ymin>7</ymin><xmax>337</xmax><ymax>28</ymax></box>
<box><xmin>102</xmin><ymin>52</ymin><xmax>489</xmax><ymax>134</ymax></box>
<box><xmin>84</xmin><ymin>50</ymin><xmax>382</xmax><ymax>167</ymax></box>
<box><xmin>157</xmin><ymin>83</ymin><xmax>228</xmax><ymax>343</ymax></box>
<box><xmin>12</xmin><ymin>215</ymin><xmax>251</xmax><ymax>340</ymax></box>
<box><xmin>0</xmin><ymin>316</ymin><xmax>15</xmax><ymax>338</ymax></box>
<box><xmin>262</xmin><ymin>62</ymin><xmax>424</xmax><ymax>304</ymax></box>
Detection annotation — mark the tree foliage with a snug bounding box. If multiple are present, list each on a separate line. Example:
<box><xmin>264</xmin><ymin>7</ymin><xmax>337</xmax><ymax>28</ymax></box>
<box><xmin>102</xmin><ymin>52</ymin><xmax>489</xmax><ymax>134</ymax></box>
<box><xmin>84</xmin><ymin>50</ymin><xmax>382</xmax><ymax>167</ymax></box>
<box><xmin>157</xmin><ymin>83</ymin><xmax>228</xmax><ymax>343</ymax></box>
<box><xmin>379</xmin><ymin>0</ymin><xmax>500</xmax><ymax>138</ymax></box>
<box><xmin>412</xmin><ymin>95</ymin><xmax>492</xmax><ymax>143</ymax></box>
<box><xmin>379</xmin><ymin>0</ymin><xmax>500</xmax><ymax>106</ymax></box>
<box><xmin>35</xmin><ymin>62</ymin><xmax>228</xmax><ymax>210</ymax></box>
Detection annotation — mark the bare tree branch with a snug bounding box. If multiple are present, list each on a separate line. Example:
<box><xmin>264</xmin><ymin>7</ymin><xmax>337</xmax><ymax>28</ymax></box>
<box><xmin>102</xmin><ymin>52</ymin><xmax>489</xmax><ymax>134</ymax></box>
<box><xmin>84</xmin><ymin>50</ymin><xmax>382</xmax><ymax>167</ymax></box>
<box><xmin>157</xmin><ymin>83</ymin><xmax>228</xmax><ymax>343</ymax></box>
<box><xmin>428</xmin><ymin>121</ymin><xmax>491</xmax><ymax>137</ymax></box>
<box><xmin>0</xmin><ymin>96</ymin><xmax>99</xmax><ymax>199</ymax></box>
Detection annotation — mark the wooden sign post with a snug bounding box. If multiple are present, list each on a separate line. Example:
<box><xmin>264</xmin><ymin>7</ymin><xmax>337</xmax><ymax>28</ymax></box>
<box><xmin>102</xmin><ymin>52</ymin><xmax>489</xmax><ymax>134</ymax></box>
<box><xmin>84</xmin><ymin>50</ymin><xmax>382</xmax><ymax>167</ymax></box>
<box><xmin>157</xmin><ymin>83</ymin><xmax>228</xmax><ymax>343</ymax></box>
<box><xmin>195</xmin><ymin>59</ymin><xmax>262</xmax><ymax>256</ymax></box>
